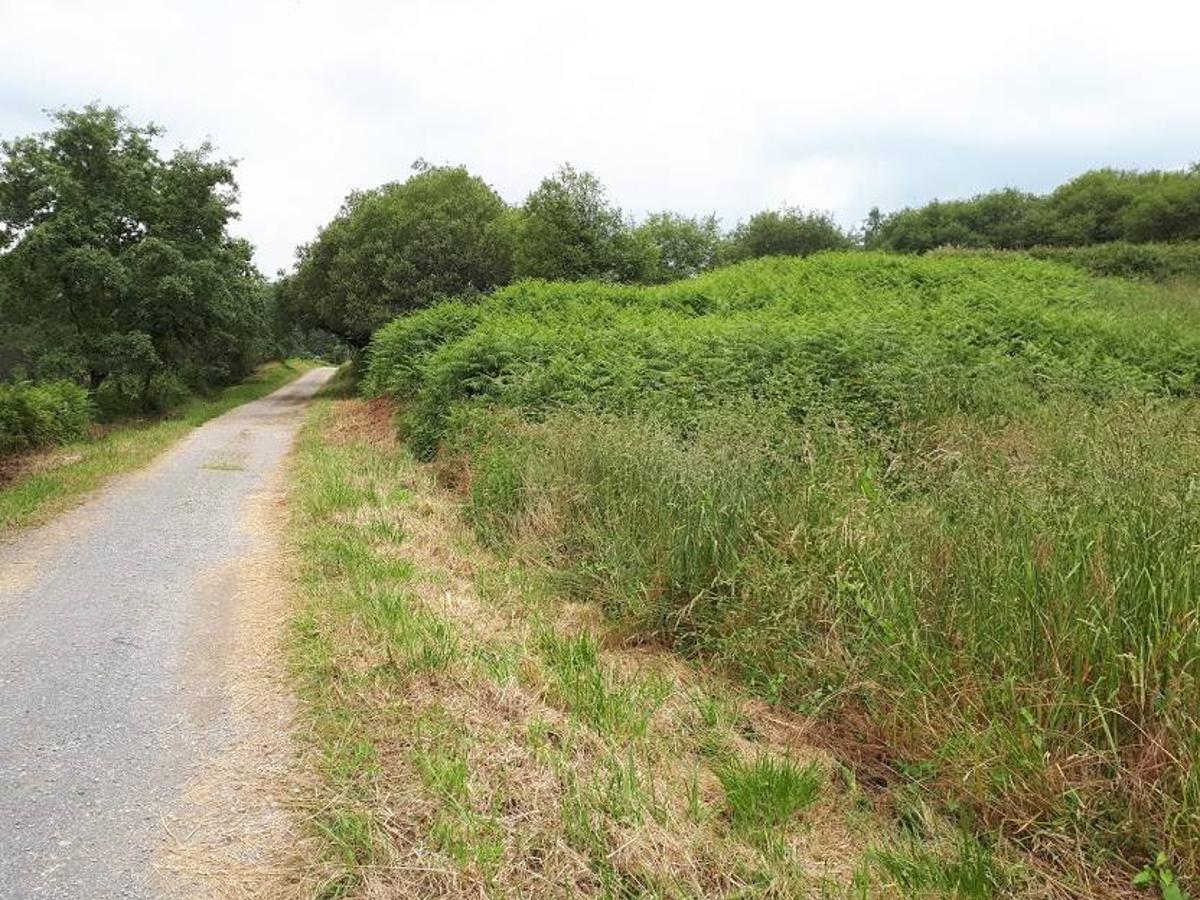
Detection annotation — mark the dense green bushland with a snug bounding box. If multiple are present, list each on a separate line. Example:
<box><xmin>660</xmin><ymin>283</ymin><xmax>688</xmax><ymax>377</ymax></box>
<box><xmin>365</xmin><ymin>252</ymin><xmax>1200</xmax><ymax>889</ymax></box>
<box><xmin>1028</xmin><ymin>240</ymin><xmax>1200</xmax><ymax>281</ymax></box>
<box><xmin>0</xmin><ymin>380</ymin><xmax>91</xmax><ymax>454</ymax></box>
<box><xmin>367</xmin><ymin>253</ymin><xmax>1200</xmax><ymax>460</ymax></box>
<box><xmin>869</xmin><ymin>166</ymin><xmax>1200</xmax><ymax>253</ymax></box>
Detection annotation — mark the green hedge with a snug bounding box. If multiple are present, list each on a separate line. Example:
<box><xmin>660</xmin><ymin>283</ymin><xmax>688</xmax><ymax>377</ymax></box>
<box><xmin>0</xmin><ymin>380</ymin><xmax>92</xmax><ymax>455</ymax></box>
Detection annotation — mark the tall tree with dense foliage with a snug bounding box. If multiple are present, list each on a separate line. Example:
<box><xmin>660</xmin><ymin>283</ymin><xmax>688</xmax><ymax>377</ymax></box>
<box><xmin>513</xmin><ymin>164</ymin><xmax>651</xmax><ymax>282</ymax></box>
<box><xmin>633</xmin><ymin>211</ymin><xmax>722</xmax><ymax>282</ymax></box>
<box><xmin>281</xmin><ymin>163</ymin><xmax>513</xmax><ymax>348</ymax></box>
<box><xmin>722</xmin><ymin>207</ymin><xmax>852</xmax><ymax>261</ymax></box>
<box><xmin>0</xmin><ymin>105</ymin><xmax>267</xmax><ymax>408</ymax></box>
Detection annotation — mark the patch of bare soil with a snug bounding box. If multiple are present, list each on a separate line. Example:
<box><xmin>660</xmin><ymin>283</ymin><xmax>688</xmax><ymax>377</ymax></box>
<box><xmin>324</xmin><ymin>395</ymin><xmax>398</xmax><ymax>448</ymax></box>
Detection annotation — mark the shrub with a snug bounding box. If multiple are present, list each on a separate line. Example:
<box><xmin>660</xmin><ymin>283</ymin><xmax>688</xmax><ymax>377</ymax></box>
<box><xmin>722</xmin><ymin>207</ymin><xmax>852</xmax><ymax>262</ymax></box>
<box><xmin>361</xmin><ymin>302</ymin><xmax>482</xmax><ymax>398</ymax></box>
<box><xmin>366</xmin><ymin>253</ymin><xmax>1200</xmax><ymax>459</ymax></box>
<box><xmin>0</xmin><ymin>380</ymin><xmax>92</xmax><ymax>454</ymax></box>
<box><xmin>1028</xmin><ymin>240</ymin><xmax>1200</xmax><ymax>281</ymax></box>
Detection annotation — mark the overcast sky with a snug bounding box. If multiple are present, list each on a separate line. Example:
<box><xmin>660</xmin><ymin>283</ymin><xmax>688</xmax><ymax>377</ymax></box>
<box><xmin>2</xmin><ymin>0</ymin><xmax>1198</xmax><ymax>273</ymax></box>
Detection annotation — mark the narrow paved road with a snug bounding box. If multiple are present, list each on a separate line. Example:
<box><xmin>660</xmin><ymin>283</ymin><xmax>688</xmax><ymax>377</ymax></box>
<box><xmin>0</xmin><ymin>367</ymin><xmax>335</xmax><ymax>898</ymax></box>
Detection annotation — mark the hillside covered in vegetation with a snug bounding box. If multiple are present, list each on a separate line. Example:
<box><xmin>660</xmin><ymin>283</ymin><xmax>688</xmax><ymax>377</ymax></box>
<box><xmin>364</xmin><ymin>251</ymin><xmax>1200</xmax><ymax>891</ymax></box>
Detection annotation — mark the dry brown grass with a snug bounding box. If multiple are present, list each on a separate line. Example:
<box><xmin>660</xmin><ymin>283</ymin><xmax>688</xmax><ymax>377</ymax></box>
<box><xmin>0</xmin><ymin>446</ymin><xmax>85</xmax><ymax>487</ymax></box>
<box><xmin>154</xmin><ymin>467</ymin><xmax>326</xmax><ymax>898</ymax></box>
<box><xmin>287</xmin><ymin>398</ymin><xmax>996</xmax><ymax>898</ymax></box>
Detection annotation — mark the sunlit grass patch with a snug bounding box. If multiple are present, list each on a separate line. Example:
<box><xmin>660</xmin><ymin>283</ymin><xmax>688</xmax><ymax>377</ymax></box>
<box><xmin>870</xmin><ymin>834</ymin><xmax>1015</xmax><ymax>900</ymax></box>
<box><xmin>535</xmin><ymin>628</ymin><xmax>671</xmax><ymax>739</ymax></box>
<box><xmin>409</xmin><ymin>715</ymin><xmax>506</xmax><ymax>875</ymax></box>
<box><xmin>362</xmin><ymin>586</ymin><xmax>459</xmax><ymax>675</ymax></box>
<box><xmin>716</xmin><ymin>752</ymin><xmax>822</xmax><ymax>832</ymax></box>
<box><xmin>472</xmin><ymin>639</ymin><xmax>522</xmax><ymax>684</ymax></box>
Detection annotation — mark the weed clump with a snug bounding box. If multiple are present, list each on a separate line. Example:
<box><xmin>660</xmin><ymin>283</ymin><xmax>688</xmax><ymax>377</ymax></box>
<box><xmin>716</xmin><ymin>753</ymin><xmax>822</xmax><ymax>832</ymax></box>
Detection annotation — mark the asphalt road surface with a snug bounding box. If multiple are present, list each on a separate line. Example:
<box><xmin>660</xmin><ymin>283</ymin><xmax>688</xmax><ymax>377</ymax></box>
<box><xmin>0</xmin><ymin>367</ymin><xmax>335</xmax><ymax>898</ymax></box>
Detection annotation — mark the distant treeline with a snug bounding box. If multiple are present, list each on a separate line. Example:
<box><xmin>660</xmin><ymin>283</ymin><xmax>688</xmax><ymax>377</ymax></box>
<box><xmin>278</xmin><ymin>162</ymin><xmax>858</xmax><ymax>349</ymax></box>
<box><xmin>281</xmin><ymin>160</ymin><xmax>1200</xmax><ymax>350</ymax></box>
<box><xmin>866</xmin><ymin>166</ymin><xmax>1200</xmax><ymax>252</ymax></box>
<box><xmin>3</xmin><ymin>102</ymin><xmax>1199</xmax><ymax>435</ymax></box>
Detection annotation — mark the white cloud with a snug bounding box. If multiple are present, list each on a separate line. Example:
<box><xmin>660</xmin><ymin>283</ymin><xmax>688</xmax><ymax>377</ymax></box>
<box><xmin>2</xmin><ymin>0</ymin><xmax>1198</xmax><ymax>271</ymax></box>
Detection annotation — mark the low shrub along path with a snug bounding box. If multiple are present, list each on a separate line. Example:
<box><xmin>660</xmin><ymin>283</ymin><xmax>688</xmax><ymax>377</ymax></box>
<box><xmin>0</xmin><ymin>366</ymin><xmax>335</xmax><ymax>898</ymax></box>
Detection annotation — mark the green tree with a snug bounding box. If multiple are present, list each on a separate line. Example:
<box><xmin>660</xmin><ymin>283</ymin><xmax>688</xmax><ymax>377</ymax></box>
<box><xmin>283</xmin><ymin>163</ymin><xmax>513</xmax><ymax>348</ymax></box>
<box><xmin>871</xmin><ymin>189</ymin><xmax>1044</xmax><ymax>253</ymax></box>
<box><xmin>861</xmin><ymin>206</ymin><xmax>885</xmax><ymax>249</ymax></box>
<box><xmin>513</xmin><ymin>164</ymin><xmax>649</xmax><ymax>282</ymax></box>
<box><xmin>1040</xmin><ymin>170</ymin><xmax>1139</xmax><ymax>245</ymax></box>
<box><xmin>633</xmin><ymin>211</ymin><xmax>722</xmax><ymax>282</ymax></box>
<box><xmin>0</xmin><ymin>105</ymin><xmax>266</xmax><ymax>408</ymax></box>
<box><xmin>870</xmin><ymin>167</ymin><xmax>1200</xmax><ymax>253</ymax></box>
<box><xmin>723</xmin><ymin>207</ymin><xmax>852</xmax><ymax>261</ymax></box>
<box><xmin>1119</xmin><ymin>170</ymin><xmax>1200</xmax><ymax>243</ymax></box>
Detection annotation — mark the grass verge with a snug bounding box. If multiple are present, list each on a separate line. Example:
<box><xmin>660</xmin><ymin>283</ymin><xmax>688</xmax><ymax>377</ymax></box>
<box><xmin>287</xmin><ymin>392</ymin><xmax>1034</xmax><ymax>898</ymax></box>
<box><xmin>359</xmin><ymin>254</ymin><xmax>1200</xmax><ymax>895</ymax></box>
<box><xmin>0</xmin><ymin>359</ymin><xmax>318</xmax><ymax>534</ymax></box>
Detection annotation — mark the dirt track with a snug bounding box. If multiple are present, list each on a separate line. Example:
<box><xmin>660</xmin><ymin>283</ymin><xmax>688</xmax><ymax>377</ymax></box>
<box><xmin>0</xmin><ymin>367</ymin><xmax>334</xmax><ymax>898</ymax></box>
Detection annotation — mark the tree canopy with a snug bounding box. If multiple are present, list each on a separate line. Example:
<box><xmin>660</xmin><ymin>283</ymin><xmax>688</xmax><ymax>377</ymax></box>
<box><xmin>0</xmin><ymin>105</ymin><xmax>267</xmax><ymax>409</ymax></box>
<box><xmin>722</xmin><ymin>207</ymin><xmax>853</xmax><ymax>262</ymax></box>
<box><xmin>513</xmin><ymin>164</ymin><xmax>651</xmax><ymax>282</ymax></box>
<box><xmin>633</xmin><ymin>211</ymin><xmax>723</xmax><ymax>283</ymax></box>
<box><xmin>868</xmin><ymin>167</ymin><xmax>1200</xmax><ymax>253</ymax></box>
<box><xmin>280</xmin><ymin>163</ymin><xmax>513</xmax><ymax>348</ymax></box>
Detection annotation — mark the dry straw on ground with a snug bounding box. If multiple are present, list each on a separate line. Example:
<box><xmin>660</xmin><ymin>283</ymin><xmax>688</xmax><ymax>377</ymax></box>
<box><xmin>154</xmin><ymin>468</ymin><xmax>326</xmax><ymax>898</ymax></box>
